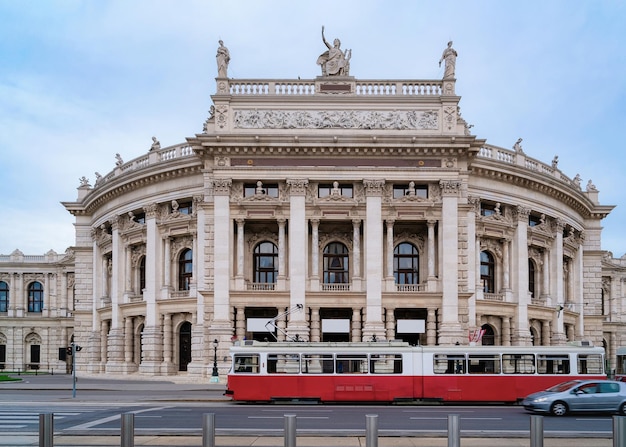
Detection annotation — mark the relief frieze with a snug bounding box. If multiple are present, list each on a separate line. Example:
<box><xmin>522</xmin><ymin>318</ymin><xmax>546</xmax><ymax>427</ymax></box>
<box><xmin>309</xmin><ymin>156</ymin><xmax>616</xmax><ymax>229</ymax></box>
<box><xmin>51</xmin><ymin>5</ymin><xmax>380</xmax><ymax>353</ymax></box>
<box><xmin>233</xmin><ymin>109</ymin><xmax>438</xmax><ymax>130</ymax></box>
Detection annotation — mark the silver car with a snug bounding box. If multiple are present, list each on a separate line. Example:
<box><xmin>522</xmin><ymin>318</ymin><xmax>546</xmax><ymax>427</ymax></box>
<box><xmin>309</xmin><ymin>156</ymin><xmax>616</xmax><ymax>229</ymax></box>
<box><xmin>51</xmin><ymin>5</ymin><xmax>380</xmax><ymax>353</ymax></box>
<box><xmin>522</xmin><ymin>379</ymin><xmax>626</xmax><ymax>416</ymax></box>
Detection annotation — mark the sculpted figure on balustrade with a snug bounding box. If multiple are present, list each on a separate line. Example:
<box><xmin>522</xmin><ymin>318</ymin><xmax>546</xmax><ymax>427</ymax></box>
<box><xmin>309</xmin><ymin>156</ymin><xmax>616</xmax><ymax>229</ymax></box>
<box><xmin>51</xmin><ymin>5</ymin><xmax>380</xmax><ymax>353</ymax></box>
<box><xmin>317</xmin><ymin>26</ymin><xmax>351</xmax><ymax>76</ymax></box>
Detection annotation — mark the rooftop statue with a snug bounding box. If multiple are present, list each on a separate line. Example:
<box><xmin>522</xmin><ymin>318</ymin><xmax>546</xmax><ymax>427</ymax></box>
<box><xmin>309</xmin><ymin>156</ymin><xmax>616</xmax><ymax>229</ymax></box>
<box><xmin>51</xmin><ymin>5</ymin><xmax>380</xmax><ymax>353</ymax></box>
<box><xmin>317</xmin><ymin>26</ymin><xmax>351</xmax><ymax>76</ymax></box>
<box><xmin>439</xmin><ymin>41</ymin><xmax>457</xmax><ymax>79</ymax></box>
<box><xmin>216</xmin><ymin>39</ymin><xmax>230</xmax><ymax>78</ymax></box>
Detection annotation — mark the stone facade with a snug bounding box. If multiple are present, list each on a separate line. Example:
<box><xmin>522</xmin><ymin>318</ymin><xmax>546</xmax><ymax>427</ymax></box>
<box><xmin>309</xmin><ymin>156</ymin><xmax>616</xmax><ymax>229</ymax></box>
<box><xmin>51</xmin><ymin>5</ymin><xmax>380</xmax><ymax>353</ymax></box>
<box><xmin>1</xmin><ymin>40</ymin><xmax>626</xmax><ymax>380</ymax></box>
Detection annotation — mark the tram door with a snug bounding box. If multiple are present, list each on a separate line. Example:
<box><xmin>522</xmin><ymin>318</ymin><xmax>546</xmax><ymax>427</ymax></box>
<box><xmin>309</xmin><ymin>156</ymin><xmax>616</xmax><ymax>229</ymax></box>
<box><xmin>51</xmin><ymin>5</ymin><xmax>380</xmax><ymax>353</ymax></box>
<box><xmin>179</xmin><ymin>322</ymin><xmax>192</xmax><ymax>371</ymax></box>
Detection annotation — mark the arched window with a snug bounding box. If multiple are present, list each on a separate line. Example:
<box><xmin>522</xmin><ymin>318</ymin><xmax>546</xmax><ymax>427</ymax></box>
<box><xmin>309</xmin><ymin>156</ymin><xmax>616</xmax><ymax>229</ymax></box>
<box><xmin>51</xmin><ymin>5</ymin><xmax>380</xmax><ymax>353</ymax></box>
<box><xmin>28</xmin><ymin>282</ymin><xmax>44</xmax><ymax>313</ymax></box>
<box><xmin>253</xmin><ymin>242</ymin><xmax>278</xmax><ymax>283</ymax></box>
<box><xmin>0</xmin><ymin>281</ymin><xmax>8</xmax><ymax>312</ymax></box>
<box><xmin>528</xmin><ymin>259</ymin><xmax>536</xmax><ymax>298</ymax></box>
<box><xmin>480</xmin><ymin>251</ymin><xmax>495</xmax><ymax>293</ymax></box>
<box><xmin>323</xmin><ymin>242</ymin><xmax>349</xmax><ymax>284</ymax></box>
<box><xmin>139</xmin><ymin>256</ymin><xmax>146</xmax><ymax>292</ymax></box>
<box><xmin>394</xmin><ymin>242</ymin><xmax>419</xmax><ymax>284</ymax></box>
<box><xmin>178</xmin><ymin>249</ymin><xmax>193</xmax><ymax>291</ymax></box>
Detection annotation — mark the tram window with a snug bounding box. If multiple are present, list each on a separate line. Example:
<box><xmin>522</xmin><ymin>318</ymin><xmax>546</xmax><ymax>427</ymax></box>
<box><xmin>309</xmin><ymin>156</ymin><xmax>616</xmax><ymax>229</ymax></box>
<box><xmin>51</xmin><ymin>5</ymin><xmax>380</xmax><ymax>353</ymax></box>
<box><xmin>433</xmin><ymin>354</ymin><xmax>466</xmax><ymax>374</ymax></box>
<box><xmin>502</xmin><ymin>354</ymin><xmax>535</xmax><ymax>374</ymax></box>
<box><xmin>370</xmin><ymin>354</ymin><xmax>403</xmax><ymax>374</ymax></box>
<box><xmin>468</xmin><ymin>354</ymin><xmax>501</xmax><ymax>374</ymax></box>
<box><xmin>336</xmin><ymin>354</ymin><xmax>368</xmax><ymax>374</ymax></box>
<box><xmin>537</xmin><ymin>354</ymin><xmax>570</xmax><ymax>374</ymax></box>
<box><xmin>577</xmin><ymin>354</ymin><xmax>603</xmax><ymax>375</ymax></box>
<box><xmin>234</xmin><ymin>354</ymin><xmax>259</xmax><ymax>373</ymax></box>
<box><xmin>267</xmin><ymin>354</ymin><xmax>300</xmax><ymax>374</ymax></box>
<box><xmin>302</xmin><ymin>354</ymin><xmax>334</xmax><ymax>374</ymax></box>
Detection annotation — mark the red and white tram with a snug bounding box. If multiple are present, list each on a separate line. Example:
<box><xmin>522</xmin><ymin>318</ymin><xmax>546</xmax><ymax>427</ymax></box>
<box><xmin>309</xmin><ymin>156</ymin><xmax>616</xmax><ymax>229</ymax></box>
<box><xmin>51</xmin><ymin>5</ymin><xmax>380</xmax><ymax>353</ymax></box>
<box><xmin>225</xmin><ymin>341</ymin><xmax>606</xmax><ymax>403</ymax></box>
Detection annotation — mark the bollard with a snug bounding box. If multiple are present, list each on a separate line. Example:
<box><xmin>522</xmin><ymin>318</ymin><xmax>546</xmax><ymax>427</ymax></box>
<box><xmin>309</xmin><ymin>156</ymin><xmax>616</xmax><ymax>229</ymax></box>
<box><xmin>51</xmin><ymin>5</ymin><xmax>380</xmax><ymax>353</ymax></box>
<box><xmin>284</xmin><ymin>414</ymin><xmax>297</xmax><ymax>447</ymax></box>
<box><xmin>366</xmin><ymin>414</ymin><xmax>378</xmax><ymax>447</ymax></box>
<box><xmin>39</xmin><ymin>413</ymin><xmax>53</xmax><ymax>447</ymax></box>
<box><xmin>614</xmin><ymin>415</ymin><xmax>626</xmax><ymax>447</ymax></box>
<box><xmin>447</xmin><ymin>414</ymin><xmax>460</xmax><ymax>447</ymax></box>
<box><xmin>530</xmin><ymin>415</ymin><xmax>543</xmax><ymax>447</ymax></box>
<box><xmin>121</xmin><ymin>413</ymin><xmax>134</xmax><ymax>447</ymax></box>
<box><xmin>203</xmin><ymin>413</ymin><xmax>215</xmax><ymax>447</ymax></box>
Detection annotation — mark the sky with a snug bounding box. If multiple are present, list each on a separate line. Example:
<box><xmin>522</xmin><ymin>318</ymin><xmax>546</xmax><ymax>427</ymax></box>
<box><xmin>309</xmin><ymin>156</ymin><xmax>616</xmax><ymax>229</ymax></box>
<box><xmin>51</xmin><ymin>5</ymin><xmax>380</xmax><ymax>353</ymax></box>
<box><xmin>1</xmin><ymin>0</ymin><xmax>625</xmax><ymax>257</ymax></box>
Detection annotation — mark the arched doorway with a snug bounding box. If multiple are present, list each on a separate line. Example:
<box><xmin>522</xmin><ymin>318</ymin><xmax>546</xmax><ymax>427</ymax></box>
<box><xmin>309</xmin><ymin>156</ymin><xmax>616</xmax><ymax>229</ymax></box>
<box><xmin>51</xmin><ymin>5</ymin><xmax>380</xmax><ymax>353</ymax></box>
<box><xmin>481</xmin><ymin>324</ymin><xmax>495</xmax><ymax>345</ymax></box>
<box><xmin>179</xmin><ymin>322</ymin><xmax>192</xmax><ymax>371</ymax></box>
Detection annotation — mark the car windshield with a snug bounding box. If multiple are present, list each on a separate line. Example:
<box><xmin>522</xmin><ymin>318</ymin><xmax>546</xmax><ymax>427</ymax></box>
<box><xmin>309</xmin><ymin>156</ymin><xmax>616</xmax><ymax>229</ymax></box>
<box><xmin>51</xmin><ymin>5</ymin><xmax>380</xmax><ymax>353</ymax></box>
<box><xmin>546</xmin><ymin>380</ymin><xmax>581</xmax><ymax>392</ymax></box>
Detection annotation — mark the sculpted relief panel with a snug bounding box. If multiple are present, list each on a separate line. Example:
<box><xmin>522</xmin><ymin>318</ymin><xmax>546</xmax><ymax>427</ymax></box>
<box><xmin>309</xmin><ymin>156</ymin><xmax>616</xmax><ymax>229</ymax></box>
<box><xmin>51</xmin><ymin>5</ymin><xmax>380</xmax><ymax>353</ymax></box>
<box><xmin>233</xmin><ymin>109</ymin><xmax>438</xmax><ymax>130</ymax></box>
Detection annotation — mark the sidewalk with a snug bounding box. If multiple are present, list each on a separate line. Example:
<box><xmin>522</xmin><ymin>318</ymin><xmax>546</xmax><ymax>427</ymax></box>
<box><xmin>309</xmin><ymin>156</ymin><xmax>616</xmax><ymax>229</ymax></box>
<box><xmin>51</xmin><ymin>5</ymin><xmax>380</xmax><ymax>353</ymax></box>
<box><xmin>0</xmin><ymin>435</ymin><xmax>614</xmax><ymax>447</ymax></box>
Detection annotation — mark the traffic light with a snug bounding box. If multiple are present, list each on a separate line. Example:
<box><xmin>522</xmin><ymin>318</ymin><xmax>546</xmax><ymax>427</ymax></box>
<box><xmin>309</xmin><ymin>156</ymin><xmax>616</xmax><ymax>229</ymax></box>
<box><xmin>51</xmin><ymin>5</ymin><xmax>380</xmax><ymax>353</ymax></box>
<box><xmin>75</xmin><ymin>345</ymin><xmax>83</xmax><ymax>352</ymax></box>
<box><xmin>66</xmin><ymin>347</ymin><xmax>72</xmax><ymax>356</ymax></box>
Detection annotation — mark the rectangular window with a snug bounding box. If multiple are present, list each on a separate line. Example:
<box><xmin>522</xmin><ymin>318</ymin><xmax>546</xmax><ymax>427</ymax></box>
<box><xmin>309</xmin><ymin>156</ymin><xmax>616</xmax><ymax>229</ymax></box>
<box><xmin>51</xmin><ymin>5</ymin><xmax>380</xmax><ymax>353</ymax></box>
<box><xmin>577</xmin><ymin>354</ymin><xmax>604</xmax><ymax>374</ymax></box>
<box><xmin>370</xmin><ymin>354</ymin><xmax>403</xmax><ymax>374</ymax></box>
<box><xmin>502</xmin><ymin>354</ymin><xmax>535</xmax><ymax>374</ymax></box>
<box><xmin>336</xmin><ymin>354</ymin><xmax>367</xmax><ymax>373</ymax></box>
<box><xmin>233</xmin><ymin>354</ymin><xmax>260</xmax><ymax>373</ymax></box>
<box><xmin>468</xmin><ymin>354</ymin><xmax>501</xmax><ymax>373</ymax></box>
<box><xmin>267</xmin><ymin>354</ymin><xmax>300</xmax><ymax>374</ymax></box>
<box><xmin>433</xmin><ymin>354</ymin><xmax>466</xmax><ymax>374</ymax></box>
<box><xmin>318</xmin><ymin>184</ymin><xmax>353</xmax><ymax>198</ymax></box>
<box><xmin>244</xmin><ymin>184</ymin><xmax>279</xmax><ymax>198</ymax></box>
<box><xmin>393</xmin><ymin>184</ymin><xmax>428</xmax><ymax>199</ymax></box>
<box><xmin>302</xmin><ymin>354</ymin><xmax>334</xmax><ymax>374</ymax></box>
<box><xmin>537</xmin><ymin>354</ymin><xmax>570</xmax><ymax>374</ymax></box>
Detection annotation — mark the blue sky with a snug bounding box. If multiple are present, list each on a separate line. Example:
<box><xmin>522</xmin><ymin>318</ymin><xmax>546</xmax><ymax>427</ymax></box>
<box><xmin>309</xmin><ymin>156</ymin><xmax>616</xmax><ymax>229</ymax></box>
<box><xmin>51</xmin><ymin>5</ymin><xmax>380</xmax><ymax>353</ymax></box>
<box><xmin>1</xmin><ymin>0</ymin><xmax>625</xmax><ymax>257</ymax></box>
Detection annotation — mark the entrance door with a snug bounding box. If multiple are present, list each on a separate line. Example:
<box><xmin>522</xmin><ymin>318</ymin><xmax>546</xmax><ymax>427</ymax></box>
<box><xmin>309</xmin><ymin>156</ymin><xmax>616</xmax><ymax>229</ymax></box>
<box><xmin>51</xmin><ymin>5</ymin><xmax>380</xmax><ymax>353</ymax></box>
<box><xmin>179</xmin><ymin>322</ymin><xmax>192</xmax><ymax>371</ymax></box>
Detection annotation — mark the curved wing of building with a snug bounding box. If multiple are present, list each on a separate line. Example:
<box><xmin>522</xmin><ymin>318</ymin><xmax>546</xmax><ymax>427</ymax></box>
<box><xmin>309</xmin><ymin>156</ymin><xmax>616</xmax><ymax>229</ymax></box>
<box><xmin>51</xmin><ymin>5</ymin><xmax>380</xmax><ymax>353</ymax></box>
<box><xmin>0</xmin><ymin>37</ymin><xmax>623</xmax><ymax>380</ymax></box>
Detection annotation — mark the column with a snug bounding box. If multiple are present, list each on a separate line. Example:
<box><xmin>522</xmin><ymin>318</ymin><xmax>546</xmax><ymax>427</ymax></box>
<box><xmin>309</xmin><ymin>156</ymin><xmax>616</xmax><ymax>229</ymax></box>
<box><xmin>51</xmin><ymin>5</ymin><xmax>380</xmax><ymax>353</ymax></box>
<box><xmin>352</xmin><ymin>219</ymin><xmax>362</xmax><ymax>291</ymax></box>
<box><xmin>385</xmin><ymin>308</ymin><xmax>395</xmax><ymax>340</ymax></box>
<box><xmin>385</xmin><ymin>220</ymin><xmax>394</xmax><ymax>279</ymax></box>
<box><xmin>351</xmin><ymin>308</ymin><xmax>362</xmax><ymax>342</ymax></box>
<box><xmin>236</xmin><ymin>219</ymin><xmax>245</xmax><ymax>280</ymax></box>
<box><xmin>502</xmin><ymin>238</ymin><xmax>510</xmax><ymax>291</ymax></box>
<box><xmin>575</xmin><ymin>245</ymin><xmax>584</xmax><ymax>337</ymax></box>
<box><xmin>162</xmin><ymin>236</ymin><xmax>172</xmax><ymax>296</ymax></box>
<box><xmin>502</xmin><ymin>317</ymin><xmax>511</xmax><ymax>346</ymax></box>
<box><xmin>124</xmin><ymin>317</ymin><xmax>133</xmax><ymax>363</ymax></box>
<box><xmin>352</xmin><ymin>219</ymin><xmax>361</xmax><ymax>278</ymax></box>
<box><xmin>541</xmin><ymin>249</ymin><xmax>549</xmax><ymax>300</ymax></box>
<box><xmin>466</xmin><ymin>197</ymin><xmax>479</xmax><ymax>328</ymax></box>
<box><xmin>100</xmin><ymin>320</ymin><xmax>108</xmax><ymax>368</ymax></box>
<box><xmin>310</xmin><ymin>219</ymin><xmax>320</xmax><ymax>291</ymax></box>
<box><xmin>551</xmin><ymin>219</ymin><xmax>566</xmax><ymax>343</ymax></box>
<box><xmin>124</xmin><ymin>245</ymin><xmax>132</xmax><ymax>294</ymax></box>
<box><xmin>362</xmin><ymin>179</ymin><xmax>385</xmax><ymax>340</ymax></box>
<box><xmin>189</xmin><ymin>195</ymin><xmax>208</xmax><ymax>377</ymax></box>
<box><xmin>235</xmin><ymin>307</ymin><xmax>246</xmax><ymax>340</ymax></box>
<box><xmin>438</xmin><ymin>180</ymin><xmax>463</xmax><ymax>344</ymax></box>
<box><xmin>140</xmin><ymin>203</ymin><xmax>163</xmax><ymax>375</ymax></box>
<box><xmin>211</xmin><ymin>179</ymin><xmax>234</xmax><ymax>335</ymax></box>
<box><xmin>541</xmin><ymin>320</ymin><xmax>551</xmax><ymax>346</ymax></box>
<box><xmin>427</xmin><ymin>220</ymin><xmax>437</xmax><ymax>279</ymax></box>
<box><xmin>286</xmin><ymin>179</ymin><xmax>309</xmax><ymax>338</ymax></box>
<box><xmin>309</xmin><ymin>307</ymin><xmax>321</xmax><ymax>342</ymax></box>
<box><xmin>426</xmin><ymin>308</ymin><xmax>437</xmax><ymax>346</ymax></box>
<box><xmin>107</xmin><ymin>217</ymin><xmax>125</xmax><ymax>373</ymax></box>
<box><xmin>162</xmin><ymin>313</ymin><xmax>173</xmax><ymax>373</ymax></box>
<box><xmin>513</xmin><ymin>206</ymin><xmax>532</xmax><ymax>345</ymax></box>
<box><xmin>277</xmin><ymin>218</ymin><xmax>287</xmax><ymax>282</ymax></box>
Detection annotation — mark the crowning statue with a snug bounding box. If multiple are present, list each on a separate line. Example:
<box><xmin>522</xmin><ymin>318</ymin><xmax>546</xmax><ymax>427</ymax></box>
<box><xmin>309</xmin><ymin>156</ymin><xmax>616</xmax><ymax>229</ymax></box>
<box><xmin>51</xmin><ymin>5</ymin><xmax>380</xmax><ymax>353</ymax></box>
<box><xmin>216</xmin><ymin>39</ymin><xmax>230</xmax><ymax>78</ymax></box>
<box><xmin>317</xmin><ymin>26</ymin><xmax>351</xmax><ymax>76</ymax></box>
<box><xmin>439</xmin><ymin>41</ymin><xmax>457</xmax><ymax>79</ymax></box>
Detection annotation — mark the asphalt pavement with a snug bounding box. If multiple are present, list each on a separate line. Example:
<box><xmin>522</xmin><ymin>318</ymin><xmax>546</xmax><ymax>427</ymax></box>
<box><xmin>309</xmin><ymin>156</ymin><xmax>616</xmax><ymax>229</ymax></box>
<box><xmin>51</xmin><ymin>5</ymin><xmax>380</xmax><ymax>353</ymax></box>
<box><xmin>0</xmin><ymin>373</ymin><xmax>616</xmax><ymax>447</ymax></box>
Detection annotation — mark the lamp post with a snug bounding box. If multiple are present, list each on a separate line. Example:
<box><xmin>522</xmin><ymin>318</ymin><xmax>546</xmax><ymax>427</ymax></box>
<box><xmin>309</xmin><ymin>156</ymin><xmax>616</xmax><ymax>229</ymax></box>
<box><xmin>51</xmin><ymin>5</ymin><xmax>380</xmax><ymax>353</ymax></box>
<box><xmin>210</xmin><ymin>338</ymin><xmax>219</xmax><ymax>383</ymax></box>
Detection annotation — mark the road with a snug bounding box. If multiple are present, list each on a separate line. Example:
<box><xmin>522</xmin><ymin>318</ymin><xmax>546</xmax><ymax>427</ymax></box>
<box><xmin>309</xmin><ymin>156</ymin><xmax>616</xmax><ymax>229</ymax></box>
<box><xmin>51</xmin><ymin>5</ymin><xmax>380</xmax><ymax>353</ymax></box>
<box><xmin>0</xmin><ymin>373</ymin><xmax>618</xmax><ymax>446</ymax></box>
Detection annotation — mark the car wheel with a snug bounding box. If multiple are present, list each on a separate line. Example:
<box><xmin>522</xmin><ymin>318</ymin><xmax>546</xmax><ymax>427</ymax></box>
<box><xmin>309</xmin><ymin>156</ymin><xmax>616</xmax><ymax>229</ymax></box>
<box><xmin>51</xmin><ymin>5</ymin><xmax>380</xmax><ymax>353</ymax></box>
<box><xmin>550</xmin><ymin>401</ymin><xmax>568</xmax><ymax>416</ymax></box>
<box><xmin>619</xmin><ymin>403</ymin><xmax>626</xmax><ymax>416</ymax></box>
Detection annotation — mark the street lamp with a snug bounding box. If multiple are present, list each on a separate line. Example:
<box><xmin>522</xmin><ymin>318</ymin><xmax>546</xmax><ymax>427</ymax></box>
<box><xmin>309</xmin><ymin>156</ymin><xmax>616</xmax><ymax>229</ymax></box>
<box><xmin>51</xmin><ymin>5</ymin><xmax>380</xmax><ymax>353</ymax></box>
<box><xmin>210</xmin><ymin>338</ymin><xmax>219</xmax><ymax>383</ymax></box>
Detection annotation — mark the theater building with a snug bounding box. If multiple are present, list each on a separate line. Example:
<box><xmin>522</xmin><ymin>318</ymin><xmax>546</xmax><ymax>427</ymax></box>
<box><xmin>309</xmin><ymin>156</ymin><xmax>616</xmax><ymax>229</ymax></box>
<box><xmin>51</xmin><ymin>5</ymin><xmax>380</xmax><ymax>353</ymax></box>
<box><xmin>1</xmin><ymin>39</ymin><xmax>626</xmax><ymax>379</ymax></box>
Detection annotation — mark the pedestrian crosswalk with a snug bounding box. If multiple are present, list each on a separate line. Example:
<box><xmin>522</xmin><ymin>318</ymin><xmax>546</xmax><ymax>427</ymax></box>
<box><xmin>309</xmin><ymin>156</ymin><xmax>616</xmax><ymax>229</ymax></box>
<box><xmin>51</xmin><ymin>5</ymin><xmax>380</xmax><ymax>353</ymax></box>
<box><xmin>0</xmin><ymin>411</ymin><xmax>83</xmax><ymax>429</ymax></box>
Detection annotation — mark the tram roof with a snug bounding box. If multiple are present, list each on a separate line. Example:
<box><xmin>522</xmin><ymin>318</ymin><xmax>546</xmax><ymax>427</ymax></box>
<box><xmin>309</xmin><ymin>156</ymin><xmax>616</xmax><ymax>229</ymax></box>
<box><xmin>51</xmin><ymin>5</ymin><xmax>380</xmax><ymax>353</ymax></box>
<box><xmin>229</xmin><ymin>340</ymin><xmax>603</xmax><ymax>354</ymax></box>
